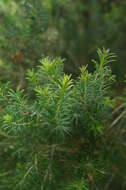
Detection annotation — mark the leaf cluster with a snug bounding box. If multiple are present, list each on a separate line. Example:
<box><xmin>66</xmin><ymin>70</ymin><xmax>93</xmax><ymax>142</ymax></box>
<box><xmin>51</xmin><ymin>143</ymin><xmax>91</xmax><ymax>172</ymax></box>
<box><xmin>0</xmin><ymin>49</ymin><xmax>121</xmax><ymax>190</ymax></box>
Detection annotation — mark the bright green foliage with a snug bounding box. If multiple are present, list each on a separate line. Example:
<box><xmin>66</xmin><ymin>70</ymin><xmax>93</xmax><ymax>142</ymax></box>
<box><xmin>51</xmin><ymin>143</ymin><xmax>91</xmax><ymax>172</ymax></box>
<box><xmin>0</xmin><ymin>49</ymin><xmax>125</xmax><ymax>190</ymax></box>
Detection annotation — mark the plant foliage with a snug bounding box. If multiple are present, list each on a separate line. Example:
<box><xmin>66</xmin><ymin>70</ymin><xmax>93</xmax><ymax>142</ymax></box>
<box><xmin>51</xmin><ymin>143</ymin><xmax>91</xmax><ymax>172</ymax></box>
<box><xmin>0</xmin><ymin>49</ymin><xmax>126</xmax><ymax>190</ymax></box>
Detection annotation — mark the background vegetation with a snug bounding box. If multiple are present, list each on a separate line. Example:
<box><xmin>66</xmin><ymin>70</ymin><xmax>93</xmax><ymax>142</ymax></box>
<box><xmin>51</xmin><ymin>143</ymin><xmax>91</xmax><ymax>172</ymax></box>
<box><xmin>0</xmin><ymin>1</ymin><xmax>126</xmax><ymax>190</ymax></box>
<box><xmin>0</xmin><ymin>0</ymin><xmax>126</xmax><ymax>85</ymax></box>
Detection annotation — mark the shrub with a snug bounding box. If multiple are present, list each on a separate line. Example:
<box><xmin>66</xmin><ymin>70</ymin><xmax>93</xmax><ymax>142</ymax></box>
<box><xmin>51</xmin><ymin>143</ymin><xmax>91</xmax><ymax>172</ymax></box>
<box><xmin>0</xmin><ymin>49</ymin><xmax>124</xmax><ymax>190</ymax></box>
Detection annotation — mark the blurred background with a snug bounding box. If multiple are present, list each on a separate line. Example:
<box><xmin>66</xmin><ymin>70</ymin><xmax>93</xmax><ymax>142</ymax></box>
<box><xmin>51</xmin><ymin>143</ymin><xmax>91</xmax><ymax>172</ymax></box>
<box><xmin>0</xmin><ymin>0</ymin><xmax>126</xmax><ymax>88</ymax></box>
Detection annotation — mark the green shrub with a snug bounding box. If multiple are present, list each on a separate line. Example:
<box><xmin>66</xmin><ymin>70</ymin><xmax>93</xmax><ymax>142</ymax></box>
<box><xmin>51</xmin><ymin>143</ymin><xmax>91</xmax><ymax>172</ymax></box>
<box><xmin>0</xmin><ymin>49</ymin><xmax>124</xmax><ymax>190</ymax></box>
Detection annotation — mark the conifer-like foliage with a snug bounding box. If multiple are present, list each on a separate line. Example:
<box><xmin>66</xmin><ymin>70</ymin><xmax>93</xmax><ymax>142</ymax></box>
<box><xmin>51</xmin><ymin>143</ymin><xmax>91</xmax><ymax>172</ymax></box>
<box><xmin>0</xmin><ymin>49</ymin><xmax>125</xmax><ymax>190</ymax></box>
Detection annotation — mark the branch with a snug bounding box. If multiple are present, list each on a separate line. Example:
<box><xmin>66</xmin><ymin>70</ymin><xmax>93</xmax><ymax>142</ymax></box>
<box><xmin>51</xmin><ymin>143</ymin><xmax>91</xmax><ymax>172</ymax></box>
<box><xmin>108</xmin><ymin>110</ymin><xmax>126</xmax><ymax>130</ymax></box>
<box><xmin>41</xmin><ymin>144</ymin><xmax>56</xmax><ymax>190</ymax></box>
